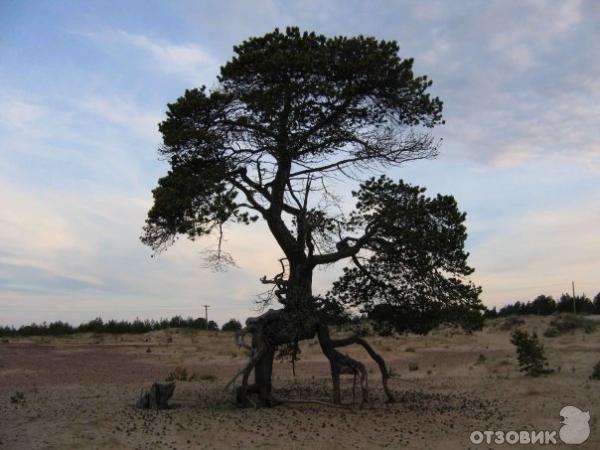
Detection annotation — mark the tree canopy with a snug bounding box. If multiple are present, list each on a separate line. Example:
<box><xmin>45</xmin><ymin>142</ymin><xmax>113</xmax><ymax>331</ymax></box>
<box><xmin>141</xmin><ymin>27</ymin><xmax>482</xmax><ymax>337</ymax></box>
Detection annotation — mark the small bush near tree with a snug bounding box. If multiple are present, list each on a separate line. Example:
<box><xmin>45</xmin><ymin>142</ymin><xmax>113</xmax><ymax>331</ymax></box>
<box><xmin>510</xmin><ymin>330</ymin><xmax>552</xmax><ymax>377</ymax></box>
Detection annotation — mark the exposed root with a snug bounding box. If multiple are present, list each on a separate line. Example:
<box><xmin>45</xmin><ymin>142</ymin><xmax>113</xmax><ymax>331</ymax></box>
<box><xmin>229</xmin><ymin>311</ymin><xmax>394</xmax><ymax>408</ymax></box>
<box><xmin>331</xmin><ymin>334</ymin><xmax>396</xmax><ymax>403</ymax></box>
<box><xmin>317</xmin><ymin>324</ymin><xmax>369</xmax><ymax>405</ymax></box>
<box><xmin>225</xmin><ymin>348</ymin><xmax>264</xmax><ymax>391</ymax></box>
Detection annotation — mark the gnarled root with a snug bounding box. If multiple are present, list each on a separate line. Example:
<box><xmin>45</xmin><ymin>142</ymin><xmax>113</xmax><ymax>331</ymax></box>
<box><xmin>317</xmin><ymin>323</ymin><xmax>369</xmax><ymax>405</ymax></box>
<box><xmin>230</xmin><ymin>311</ymin><xmax>394</xmax><ymax>407</ymax></box>
<box><xmin>330</xmin><ymin>334</ymin><xmax>396</xmax><ymax>403</ymax></box>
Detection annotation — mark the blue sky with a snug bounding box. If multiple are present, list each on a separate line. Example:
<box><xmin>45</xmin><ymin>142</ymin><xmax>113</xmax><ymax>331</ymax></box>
<box><xmin>0</xmin><ymin>0</ymin><xmax>598</xmax><ymax>326</ymax></box>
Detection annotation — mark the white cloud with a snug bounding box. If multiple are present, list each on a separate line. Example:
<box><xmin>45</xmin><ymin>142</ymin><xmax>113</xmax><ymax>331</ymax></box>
<box><xmin>116</xmin><ymin>30</ymin><xmax>218</xmax><ymax>77</ymax></box>
<box><xmin>0</xmin><ymin>98</ymin><xmax>46</xmax><ymax>130</ymax></box>
<box><xmin>485</xmin><ymin>0</ymin><xmax>582</xmax><ymax>71</ymax></box>
<box><xmin>77</xmin><ymin>95</ymin><xmax>161</xmax><ymax>142</ymax></box>
<box><xmin>74</xmin><ymin>28</ymin><xmax>219</xmax><ymax>83</ymax></box>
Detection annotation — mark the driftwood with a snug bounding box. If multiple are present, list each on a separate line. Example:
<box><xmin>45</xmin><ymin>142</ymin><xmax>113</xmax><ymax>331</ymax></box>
<box><xmin>136</xmin><ymin>382</ymin><xmax>175</xmax><ymax>410</ymax></box>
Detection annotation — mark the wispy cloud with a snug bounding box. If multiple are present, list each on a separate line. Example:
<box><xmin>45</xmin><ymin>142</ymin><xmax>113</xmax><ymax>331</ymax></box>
<box><xmin>116</xmin><ymin>30</ymin><xmax>218</xmax><ymax>78</ymax></box>
<box><xmin>0</xmin><ymin>98</ymin><xmax>46</xmax><ymax>130</ymax></box>
<box><xmin>1</xmin><ymin>1</ymin><xmax>598</xmax><ymax>326</ymax></box>
<box><xmin>77</xmin><ymin>94</ymin><xmax>161</xmax><ymax>142</ymax></box>
<box><xmin>74</xmin><ymin>28</ymin><xmax>219</xmax><ymax>83</ymax></box>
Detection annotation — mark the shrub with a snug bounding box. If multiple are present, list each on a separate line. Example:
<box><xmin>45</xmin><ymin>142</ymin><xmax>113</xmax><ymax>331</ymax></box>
<box><xmin>10</xmin><ymin>391</ymin><xmax>25</xmax><ymax>404</ymax></box>
<box><xmin>408</xmin><ymin>362</ymin><xmax>419</xmax><ymax>371</ymax></box>
<box><xmin>510</xmin><ymin>330</ymin><xmax>552</xmax><ymax>377</ymax></box>
<box><xmin>165</xmin><ymin>366</ymin><xmax>196</xmax><ymax>382</ymax></box>
<box><xmin>544</xmin><ymin>314</ymin><xmax>597</xmax><ymax>337</ymax></box>
<box><xmin>498</xmin><ymin>316</ymin><xmax>525</xmax><ymax>331</ymax></box>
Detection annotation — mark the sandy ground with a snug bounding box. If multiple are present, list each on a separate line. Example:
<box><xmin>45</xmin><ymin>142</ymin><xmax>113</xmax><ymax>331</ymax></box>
<box><xmin>1</xmin><ymin>316</ymin><xmax>599</xmax><ymax>449</ymax></box>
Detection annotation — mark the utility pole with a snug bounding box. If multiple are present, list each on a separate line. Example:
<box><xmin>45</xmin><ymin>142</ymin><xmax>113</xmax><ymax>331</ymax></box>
<box><xmin>572</xmin><ymin>281</ymin><xmax>577</xmax><ymax>314</ymax></box>
<box><xmin>203</xmin><ymin>304</ymin><xmax>210</xmax><ymax>330</ymax></box>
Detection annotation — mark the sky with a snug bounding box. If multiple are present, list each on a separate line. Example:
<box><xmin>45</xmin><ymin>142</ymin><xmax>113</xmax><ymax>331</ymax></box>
<box><xmin>0</xmin><ymin>0</ymin><xmax>598</xmax><ymax>327</ymax></box>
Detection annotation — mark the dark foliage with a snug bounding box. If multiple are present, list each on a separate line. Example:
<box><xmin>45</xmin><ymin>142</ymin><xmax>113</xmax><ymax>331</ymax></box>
<box><xmin>555</xmin><ymin>293</ymin><xmax>595</xmax><ymax>314</ymax></box>
<box><xmin>328</xmin><ymin>177</ymin><xmax>483</xmax><ymax>334</ymax></box>
<box><xmin>141</xmin><ymin>27</ymin><xmax>444</xmax><ymax>256</ymax></box>
<box><xmin>221</xmin><ymin>318</ymin><xmax>243</xmax><ymax>332</ymax></box>
<box><xmin>510</xmin><ymin>330</ymin><xmax>552</xmax><ymax>377</ymax></box>
<box><xmin>491</xmin><ymin>292</ymin><xmax>599</xmax><ymax>318</ymax></box>
<box><xmin>0</xmin><ymin>315</ymin><xmax>214</xmax><ymax>337</ymax></box>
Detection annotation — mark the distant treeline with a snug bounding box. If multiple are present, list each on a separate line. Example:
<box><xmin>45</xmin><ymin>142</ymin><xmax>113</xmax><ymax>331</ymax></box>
<box><xmin>0</xmin><ymin>316</ymin><xmax>243</xmax><ymax>337</ymax></box>
<box><xmin>485</xmin><ymin>292</ymin><xmax>600</xmax><ymax>318</ymax></box>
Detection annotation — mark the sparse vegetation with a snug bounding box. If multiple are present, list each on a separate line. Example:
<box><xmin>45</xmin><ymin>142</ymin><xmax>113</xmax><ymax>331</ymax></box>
<box><xmin>543</xmin><ymin>314</ymin><xmax>597</xmax><ymax>337</ymax></box>
<box><xmin>10</xmin><ymin>391</ymin><xmax>25</xmax><ymax>404</ymax></box>
<box><xmin>165</xmin><ymin>366</ymin><xmax>197</xmax><ymax>382</ymax></box>
<box><xmin>497</xmin><ymin>316</ymin><xmax>525</xmax><ymax>331</ymax></box>
<box><xmin>408</xmin><ymin>362</ymin><xmax>419</xmax><ymax>371</ymax></box>
<box><xmin>510</xmin><ymin>330</ymin><xmax>552</xmax><ymax>377</ymax></box>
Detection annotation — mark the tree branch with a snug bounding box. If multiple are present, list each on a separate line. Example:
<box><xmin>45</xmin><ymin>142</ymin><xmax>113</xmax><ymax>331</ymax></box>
<box><xmin>309</xmin><ymin>223</ymin><xmax>378</xmax><ymax>266</ymax></box>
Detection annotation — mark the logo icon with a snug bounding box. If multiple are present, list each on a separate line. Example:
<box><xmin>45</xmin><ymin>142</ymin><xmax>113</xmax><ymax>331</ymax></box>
<box><xmin>559</xmin><ymin>406</ymin><xmax>590</xmax><ymax>445</ymax></box>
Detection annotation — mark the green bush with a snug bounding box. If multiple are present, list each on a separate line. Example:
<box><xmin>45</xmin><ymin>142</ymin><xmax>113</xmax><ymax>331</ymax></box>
<box><xmin>510</xmin><ymin>330</ymin><xmax>552</xmax><ymax>377</ymax></box>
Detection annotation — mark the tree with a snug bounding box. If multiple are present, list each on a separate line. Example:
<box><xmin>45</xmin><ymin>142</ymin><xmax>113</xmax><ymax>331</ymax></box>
<box><xmin>222</xmin><ymin>319</ymin><xmax>243</xmax><ymax>332</ymax></box>
<box><xmin>510</xmin><ymin>330</ymin><xmax>551</xmax><ymax>377</ymax></box>
<box><xmin>593</xmin><ymin>292</ymin><xmax>600</xmax><ymax>314</ymax></box>
<box><xmin>529</xmin><ymin>295</ymin><xmax>556</xmax><ymax>315</ymax></box>
<box><xmin>556</xmin><ymin>293</ymin><xmax>594</xmax><ymax>314</ymax></box>
<box><xmin>142</xmin><ymin>27</ymin><xmax>483</xmax><ymax>406</ymax></box>
<box><xmin>207</xmin><ymin>320</ymin><xmax>219</xmax><ymax>331</ymax></box>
